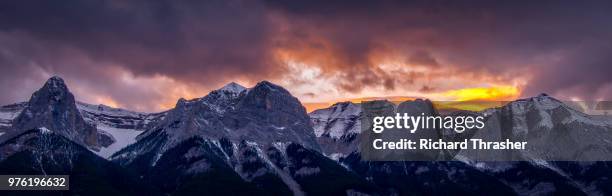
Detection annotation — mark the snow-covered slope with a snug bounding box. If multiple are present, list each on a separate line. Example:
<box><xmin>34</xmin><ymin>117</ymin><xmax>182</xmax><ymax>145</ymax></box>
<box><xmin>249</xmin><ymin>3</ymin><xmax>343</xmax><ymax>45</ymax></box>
<box><xmin>309</xmin><ymin>102</ymin><xmax>362</xmax><ymax>156</ymax></box>
<box><xmin>454</xmin><ymin>95</ymin><xmax>612</xmax><ymax>194</ymax></box>
<box><xmin>77</xmin><ymin>102</ymin><xmax>165</xmax><ymax>130</ymax></box>
<box><xmin>76</xmin><ymin>102</ymin><xmax>166</xmax><ymax>158</ymax></box>
<box><xmin>457</xmin><ymin>94</ymin><xmax>612</xmax><ymax>161</ymax></box>
<box><xmin>0</xmin><ymin>102</ymin><xmax>26</xmax><ymax>136</ymax></box>
<box><xmin>310</xmin><ymin>101</ymin><xmax>361</xmax><ymax>138</ymax></box>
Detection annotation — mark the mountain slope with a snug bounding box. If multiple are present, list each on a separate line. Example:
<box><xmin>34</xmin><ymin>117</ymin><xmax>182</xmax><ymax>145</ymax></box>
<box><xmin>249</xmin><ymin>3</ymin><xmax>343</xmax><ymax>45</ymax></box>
<box><xmin>310</xmin><ymin>102</ymin><xmax>362</xmax><ymax>159</ymax></box>
<box><xmin>0</xmin><ymin>128</ymin><xmax>160</xmax><ymax>196</ymax></box>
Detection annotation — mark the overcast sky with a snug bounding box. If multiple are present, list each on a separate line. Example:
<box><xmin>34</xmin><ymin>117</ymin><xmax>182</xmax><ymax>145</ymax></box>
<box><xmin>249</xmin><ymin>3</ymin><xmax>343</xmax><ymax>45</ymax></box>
<box><xmin>1</xmin><ymin>0</ymin><xmax>611</xmax><ymax>112</ymax></box>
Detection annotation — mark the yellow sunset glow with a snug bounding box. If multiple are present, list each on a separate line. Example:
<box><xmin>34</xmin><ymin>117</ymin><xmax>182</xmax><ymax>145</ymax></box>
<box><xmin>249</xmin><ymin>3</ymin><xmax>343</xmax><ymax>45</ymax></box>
<box><xmin>439</xmin><ymin>86</ymin><xmax>520</xmax><ymax>101</ymax></box>
<box><xmin>303</xmin><ymin>86</ymin><xmax>521</xmax><ymax>112</ymax></box>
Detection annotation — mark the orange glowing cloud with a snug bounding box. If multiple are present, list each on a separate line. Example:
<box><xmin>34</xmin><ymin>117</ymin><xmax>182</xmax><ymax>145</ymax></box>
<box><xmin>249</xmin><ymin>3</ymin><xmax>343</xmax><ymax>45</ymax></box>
<box><xmin>91</xmin><ymin>96</ymin><xmax>121</xmax><ymax>108</ymax></box>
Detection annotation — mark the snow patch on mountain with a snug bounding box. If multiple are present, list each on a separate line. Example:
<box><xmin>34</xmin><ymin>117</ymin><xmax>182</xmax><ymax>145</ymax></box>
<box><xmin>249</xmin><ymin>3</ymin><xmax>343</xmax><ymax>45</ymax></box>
<box><xmin>0</xmin><ymin>102</ymin><xmax>26</xmax><ymax>129</ymax></box>
<box><xmin>93</xmin><ymin>126</ymin><xmax>142</xmax><ymax>158</ymax></box>
<box><xmin>77</xmin><ymin>102</ymin><xmax>148</xmax><ymax>118</ymax></box>
<box><xmin>218</xmin><ymin>82</ymin><xmax>246</xmax><ymax>94</ymax></box>
<box><xmin>39</xmin><ymin>127</ymin><xmax>52</xmax><ymax>134</ymax></box>
<box><xmin>77</xmin><ymin>102</ymin><xmax>166</xmax><ymax>130</ymax></box>
<box><xmin>0</xmin><ymin>110</ymin><xmax>20</xmax><ymax>125</ymax></box>
<box><xmin>252</xmin><ymin>142</ymin><xmax>305</xmax><ymax>196</ymax></box>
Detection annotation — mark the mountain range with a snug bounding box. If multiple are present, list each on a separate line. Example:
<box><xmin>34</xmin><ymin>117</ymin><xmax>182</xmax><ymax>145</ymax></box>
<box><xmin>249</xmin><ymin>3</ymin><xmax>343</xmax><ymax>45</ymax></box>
<box><xmin>0</xmin><ymin>76</ymin><xmax>611</xmax><ymax>195</ymax></box>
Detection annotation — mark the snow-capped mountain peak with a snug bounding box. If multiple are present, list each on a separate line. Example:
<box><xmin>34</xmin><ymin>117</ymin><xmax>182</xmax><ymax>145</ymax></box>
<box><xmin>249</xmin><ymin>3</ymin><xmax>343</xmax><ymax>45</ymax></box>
<box><xmin>45</xmin><ymin>76</ymin><xmax>67</xmax><ymax>89</ymax></box>
<box><xmin>218</xmin><ymin>82</ymin><xmax>246</xmax><ymax>94</ymax></box>
<box><xmin>115</xmin><ymin>80</ymin><xmax>320</xmax><ymax>164</ymax></box>
<box><xmin>33</xmin><ymin>75</ymin><xmax>70</xmax><ymax>102</ymax></box>
<box><xmin>252</xmin><ymin>80</ymin><xmax>286</xmax><ymax>93</ymax></box>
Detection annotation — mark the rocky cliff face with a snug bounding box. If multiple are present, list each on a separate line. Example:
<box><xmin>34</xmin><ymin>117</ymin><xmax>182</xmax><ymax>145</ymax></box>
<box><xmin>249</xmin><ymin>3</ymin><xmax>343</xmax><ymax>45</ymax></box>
<box><xmin>3</xmin><ymin>77</ymin><xmax>107</xmax><ymax>151</ymax></box>
<box><xmin>310</xmin><ymin>102</ymin><xmax>362</xmax><ymax>157</ymax></box>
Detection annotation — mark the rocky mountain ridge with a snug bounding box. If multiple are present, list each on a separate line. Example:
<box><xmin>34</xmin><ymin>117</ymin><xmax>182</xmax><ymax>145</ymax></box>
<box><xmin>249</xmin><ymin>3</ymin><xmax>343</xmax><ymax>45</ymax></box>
<box><xmin>1</xmin><ymin>76</ymin><xmax>612</xmax><ymax>195</ymax></box>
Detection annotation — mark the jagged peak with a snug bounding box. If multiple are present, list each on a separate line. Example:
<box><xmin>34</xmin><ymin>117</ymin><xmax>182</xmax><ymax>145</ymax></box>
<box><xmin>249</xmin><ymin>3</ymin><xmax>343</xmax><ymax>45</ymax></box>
<box><xmin>30</xmin><ymin>76</ymin><xmax>73</xmax><ymax>102</ymax></box>
<box><xmin>176</xmin><ymin>97</ymin><xmax>188</xmax><ymax>106</ymax></box>
<box><xmin>218</xmin><ymin>82</ymin><xmax>246</xmax><ymax>93</ymax></box>
<box><xmin>48</xmin><ymin>75</ymin><xmax>64</xmax><ymax>82</ymax></box>
<box><xmin>43</xmin><ymin>76</ymin><xmax>68</xmax><ymax>89</ymax></box>
<box><xmin>253</xmin><ymin>80</ymin><xmax>286</xmax><ymax>92</ymax></box>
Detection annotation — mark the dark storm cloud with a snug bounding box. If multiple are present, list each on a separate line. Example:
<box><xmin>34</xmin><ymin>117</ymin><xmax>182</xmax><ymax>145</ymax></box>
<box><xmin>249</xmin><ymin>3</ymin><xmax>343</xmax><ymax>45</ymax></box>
<box><xmin>0</xmin><ymin>0</ymin><xmax>611</xmax><ymax>110</ymax></box>
<box><xmin>0</xmin><ymin>0</ymin><xmax>281</xmax><ymax>109</ymax></box>
<box><xmin>0</xmin><ymin>0</ymin><xmax>279</xmax><ymax>78</ymax></box>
